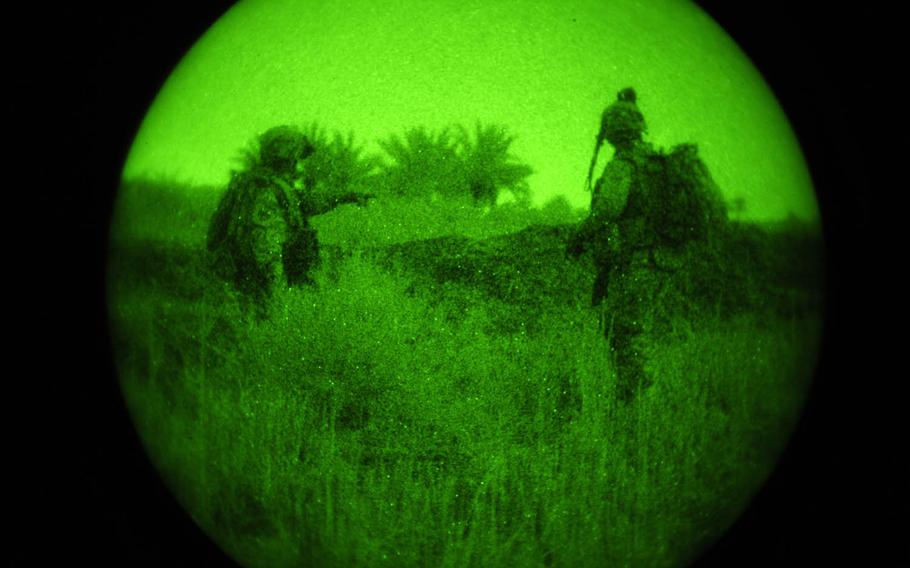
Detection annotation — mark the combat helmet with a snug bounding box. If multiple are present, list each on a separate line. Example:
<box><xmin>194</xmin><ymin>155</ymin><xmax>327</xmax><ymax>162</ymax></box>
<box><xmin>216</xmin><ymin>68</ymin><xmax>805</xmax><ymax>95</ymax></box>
<box><xmin>258</xmin><ymin>125</ymin><xmax>315</xmax><ymax>174</ymax></box>
<box><xmin>599</xmin><ymin>87</ymin><xmax>647</xmax><ymax>147</ymax></box>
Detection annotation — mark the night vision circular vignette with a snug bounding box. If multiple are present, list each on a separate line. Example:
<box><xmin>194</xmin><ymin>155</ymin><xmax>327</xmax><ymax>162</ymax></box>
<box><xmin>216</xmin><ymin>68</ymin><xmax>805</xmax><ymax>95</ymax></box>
<box><xmin>107</xmin><ymin>1</ymin><xmax>824</xmax><ymax>566</ymax></box>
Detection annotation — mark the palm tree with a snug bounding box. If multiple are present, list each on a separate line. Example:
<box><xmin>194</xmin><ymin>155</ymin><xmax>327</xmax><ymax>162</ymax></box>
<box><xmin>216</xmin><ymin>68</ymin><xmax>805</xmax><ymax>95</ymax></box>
<box><xmin>230</xmin><ymin>136</ymin><xmax>265</xmax><ymax>174</ymax></box>
<box><xmin>300</xmin><ymin>122</ymin><xmax>380</xmax><ymax>195</ymax></box>
<box><xmin>377</xmin><ymin>126</ymin><xmax>465</xmax><ymax>199</ymax></box>
<box><xmin>456</xmin><ymin>122</ymin><xmax>533</xmax><ymax>207</ymax></box>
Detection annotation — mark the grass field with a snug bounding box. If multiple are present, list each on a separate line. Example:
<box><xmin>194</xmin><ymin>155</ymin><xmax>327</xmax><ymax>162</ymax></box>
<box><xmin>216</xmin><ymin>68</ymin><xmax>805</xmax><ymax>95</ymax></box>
<box><xmin>108</xmin><ymin>202</ymin><xmax>821</xmax><ymax>567</ymax></box>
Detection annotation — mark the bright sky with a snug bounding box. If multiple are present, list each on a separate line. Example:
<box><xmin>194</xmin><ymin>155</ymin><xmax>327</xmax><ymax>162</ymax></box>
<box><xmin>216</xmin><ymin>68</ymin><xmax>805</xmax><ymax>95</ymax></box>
<box><xmin>122</xmin><ymin>0</ymin><xmax>819</xmax><ymax>221</ymax></box>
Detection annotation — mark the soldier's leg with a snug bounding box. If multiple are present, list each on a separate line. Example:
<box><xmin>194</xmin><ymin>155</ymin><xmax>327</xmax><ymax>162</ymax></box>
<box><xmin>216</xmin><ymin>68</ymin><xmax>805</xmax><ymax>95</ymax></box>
<box><xmin>609</xmin><ymin>271</ymin><xmax>651</xmax><ymax>403</ymax></box>
<box><xmin>610</xmin><ymin>322</ymin><xmax>645</xmax><ymax>403</ymax></box>
<box><xmin>591</xmin><ymin>248</ymin><xmax>616</xmax><ymax>338</ymax></box>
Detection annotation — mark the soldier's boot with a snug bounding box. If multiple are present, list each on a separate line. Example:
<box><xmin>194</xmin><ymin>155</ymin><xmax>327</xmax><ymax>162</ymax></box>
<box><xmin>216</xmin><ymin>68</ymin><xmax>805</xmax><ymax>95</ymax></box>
<box><xmin>592</xmin><ymin>267</ymin><xmax>611</xmax><ymax>337</ymax></box>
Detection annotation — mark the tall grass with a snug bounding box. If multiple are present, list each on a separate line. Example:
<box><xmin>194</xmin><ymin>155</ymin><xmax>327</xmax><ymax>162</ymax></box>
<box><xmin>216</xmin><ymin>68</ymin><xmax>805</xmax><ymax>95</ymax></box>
<box><xmin>110</xmin><ymin>248</ymin><xmax>819</xmax><ymax>568</ymax></box>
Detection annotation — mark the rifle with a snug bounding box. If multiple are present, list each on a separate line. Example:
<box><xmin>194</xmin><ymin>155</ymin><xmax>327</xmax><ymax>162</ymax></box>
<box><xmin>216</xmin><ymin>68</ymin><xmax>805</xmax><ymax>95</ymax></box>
<box><xmin>585</xmin><ymin>134</ymin><xmax>606</xmax><ymax>194</ymax></box>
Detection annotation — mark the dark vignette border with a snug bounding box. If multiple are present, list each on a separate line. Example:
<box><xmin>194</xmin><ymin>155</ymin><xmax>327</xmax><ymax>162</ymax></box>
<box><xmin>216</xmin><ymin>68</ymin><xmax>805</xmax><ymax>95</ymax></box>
<box><xmin>12</xmin><ymin>1</ymin><xmax>902</xmax><ymax>567</ymax></box>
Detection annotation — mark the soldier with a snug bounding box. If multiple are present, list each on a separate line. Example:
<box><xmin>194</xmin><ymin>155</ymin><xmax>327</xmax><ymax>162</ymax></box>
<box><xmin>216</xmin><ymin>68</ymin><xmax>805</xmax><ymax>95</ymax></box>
<box><xmin>570</xmin><ymin>87</ymin><xmax>649</xmax><ymax>307</ymax></box>
<box><xmin>567</xmin><ymin>88</ymin><xmax>653</xmax><ymax>402</ymax></box>
<box><xmin>207</xmin><ymin>125</ymin><xmax>372</xmax><ymax>316</ymax></box>
<box><xmin>569</xmin><ymin>88</ymin><xmax>726</xmax><ymax>402</ymax></box>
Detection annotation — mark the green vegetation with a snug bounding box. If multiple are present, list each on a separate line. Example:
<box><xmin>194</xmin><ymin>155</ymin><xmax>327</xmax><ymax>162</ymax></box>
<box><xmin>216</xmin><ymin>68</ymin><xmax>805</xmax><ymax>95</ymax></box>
<box><xmin>108</xmin><ymin>120</ymin><xmax>822</xmax><ymax>568</ymax></box>
<box><xmin>297</xmin><ymin>123</ymin><xmax>380</xmax><ymax>196</ymax></box>
<box><xmin>376</xmin><ymin>123</ymin><xmax>532</xmax><ymax>206</ymax></box>
<box><xmin>377</xmin><ymin>126</ymin><xmax>462</xmax><ymax>200</ymax></box>
<box><xmin>112</xmin><ymin>176</ymin><xmax>221</xmax><ymax>246</ymax></box>
<box><xmin>109</xmin><ymin>204</ymin><xmax>820</xmax><ymax>568</ymax></box>
<box><xmin>456</xmin><ymin>123</ymin><xmax>534</xmax><ymax>206</ymax></box>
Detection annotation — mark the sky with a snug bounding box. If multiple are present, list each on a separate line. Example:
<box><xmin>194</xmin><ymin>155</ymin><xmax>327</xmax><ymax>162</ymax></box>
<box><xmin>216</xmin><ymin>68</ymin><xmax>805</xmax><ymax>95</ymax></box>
<box><xmin>122</xmin><ymin>0</ymin><xmax>820</xmax><ymax>221</ymax></box>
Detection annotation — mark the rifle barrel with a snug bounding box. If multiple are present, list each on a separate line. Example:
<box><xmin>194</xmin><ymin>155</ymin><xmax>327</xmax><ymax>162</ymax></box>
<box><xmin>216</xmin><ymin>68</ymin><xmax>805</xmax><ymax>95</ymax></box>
<box><xmin>586</xmin><ymin>137</ymin><xmax>603</xmax><ymax>192</ymax></box>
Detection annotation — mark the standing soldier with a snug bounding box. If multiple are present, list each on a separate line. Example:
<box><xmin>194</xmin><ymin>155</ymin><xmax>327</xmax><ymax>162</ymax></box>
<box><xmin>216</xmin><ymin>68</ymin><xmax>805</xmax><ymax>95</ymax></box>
<box><xmin>568</xmin><ymin>88</ymin><xmax>726</xmax><ymax>402</ymax></box>
<box><xmin>568</xmin><ymin>87</ymin><xmax>654</xmax><ymax>403</ymax></box>
<box><xmin>572</xmin><ymin>87</ymin><xmax>650</xmax><ymax>309</ymax></box>
<box><xmin>207</xmin><ymin>125</ymin><xmax>372</xmax><ymax>317</ymax></box>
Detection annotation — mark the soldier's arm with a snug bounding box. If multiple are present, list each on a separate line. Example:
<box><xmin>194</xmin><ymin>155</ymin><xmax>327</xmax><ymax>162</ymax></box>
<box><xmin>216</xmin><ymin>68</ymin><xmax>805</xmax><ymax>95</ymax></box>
<box><xmin>303</xmin><ymin>191</ymin><xmax>375</xmax><ymax>216</ymax></box>
<box><xmin>333</xmin><ymin>192</ymin><xmax>375</xmax><ymax>208</ymax></box>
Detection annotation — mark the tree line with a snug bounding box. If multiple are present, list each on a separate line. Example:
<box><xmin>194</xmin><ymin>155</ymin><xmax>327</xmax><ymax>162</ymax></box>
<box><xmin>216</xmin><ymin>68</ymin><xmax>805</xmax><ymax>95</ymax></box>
<box><xmin>233</xmin><ymin>121</ymin><xmax>534</xmax><ymax>207</ymax></box>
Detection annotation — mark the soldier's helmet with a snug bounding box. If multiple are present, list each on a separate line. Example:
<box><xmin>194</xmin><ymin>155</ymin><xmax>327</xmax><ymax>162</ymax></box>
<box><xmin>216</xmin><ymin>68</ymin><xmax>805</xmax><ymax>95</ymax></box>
<box><xmin>258</xmin><ymin>125</ymin><xmax>315</xmax><ymax>174</ymax></box>
<box><xmin>600</xmin><ymin>87</ymin><xmax>647</xmax><ymax>146</ymax></box>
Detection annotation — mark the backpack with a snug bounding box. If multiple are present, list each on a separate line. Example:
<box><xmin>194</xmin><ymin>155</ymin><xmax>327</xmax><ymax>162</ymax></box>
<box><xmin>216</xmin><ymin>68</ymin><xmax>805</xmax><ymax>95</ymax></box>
<box><xmin>633</xmin><ymin>143</ymin><xmax>727</xmax><ymax>248</ymax></box>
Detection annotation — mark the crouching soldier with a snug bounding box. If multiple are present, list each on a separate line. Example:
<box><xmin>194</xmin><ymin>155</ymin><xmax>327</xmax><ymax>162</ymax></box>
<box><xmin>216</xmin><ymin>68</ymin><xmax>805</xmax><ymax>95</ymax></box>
<box><xmin>207</xmin><ymin>125</ymin><xmax>373</xmax><ymax>317</ymax></box>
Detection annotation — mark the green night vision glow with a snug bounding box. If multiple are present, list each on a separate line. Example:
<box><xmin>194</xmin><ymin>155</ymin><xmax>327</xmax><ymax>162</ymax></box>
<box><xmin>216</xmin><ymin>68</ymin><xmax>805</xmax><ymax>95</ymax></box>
<box><xmin>108</xmin><ymin>1</ymin><xmax>824</xmax><ymax>567</ymax></box>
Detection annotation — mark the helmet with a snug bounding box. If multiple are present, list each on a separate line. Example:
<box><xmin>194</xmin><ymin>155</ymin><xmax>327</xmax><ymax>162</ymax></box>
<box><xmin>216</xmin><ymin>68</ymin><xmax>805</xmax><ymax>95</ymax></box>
<box><xmin>600</xmin><ymin>87</ymin><xmax>646</xmax><ymax>146</ymax></box>
<box><xmin>258</xmin><ymin>125</ymin><xmax>314</xmax><ymax>171</ymax></box>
